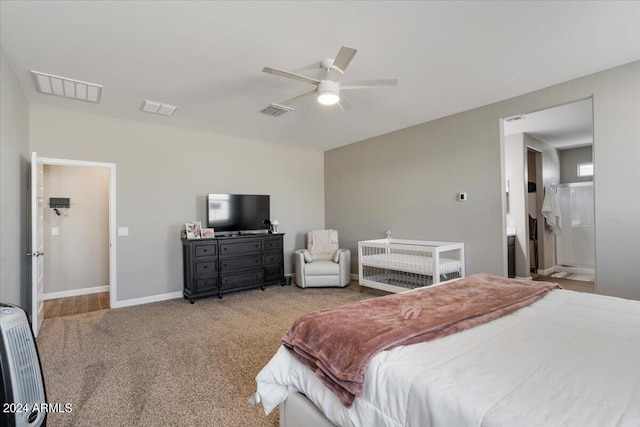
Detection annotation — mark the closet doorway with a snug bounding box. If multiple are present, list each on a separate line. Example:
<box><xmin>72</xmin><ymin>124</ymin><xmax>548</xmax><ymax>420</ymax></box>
<box><xmin>502</xmin><ymin>98</ymin><xmax>595</xmax><ymax>293</ymax></box>
<box><xmin>39</xmin><ymin>157</ymin><xmax>117</xmax><ymax>317</ymax></box>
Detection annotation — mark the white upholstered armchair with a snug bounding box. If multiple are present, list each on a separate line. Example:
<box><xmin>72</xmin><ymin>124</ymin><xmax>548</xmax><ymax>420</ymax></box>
<box><xmin>295</xmin><ymin>230</ymin><xmax>351</xmax><ymax>288</ymax></box>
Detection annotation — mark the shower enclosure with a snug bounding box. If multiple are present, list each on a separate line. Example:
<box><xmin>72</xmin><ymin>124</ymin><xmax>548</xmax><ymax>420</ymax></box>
<box><xmin>555</xmin><ymin>182</ymin><xmax>595</xmax><ymax>273</ymax></box>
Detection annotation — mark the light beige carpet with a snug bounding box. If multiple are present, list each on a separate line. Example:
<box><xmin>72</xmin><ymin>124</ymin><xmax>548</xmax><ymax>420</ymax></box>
<box><xmin>36</xmin><ymin>283</ymin><xmax>386</xmax><ymax>427</ymax></box>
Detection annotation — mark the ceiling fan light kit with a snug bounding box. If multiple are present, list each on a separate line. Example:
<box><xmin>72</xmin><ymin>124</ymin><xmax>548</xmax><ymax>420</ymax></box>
<box><xmin>261</xmin><ymin>45</ymin><xmax>398</xmax><ymax>114</ymax></box>
<box><xmin>317</xmin><ymin>80</ymin><xmax>340</xmax><ymax>105</ymax></box>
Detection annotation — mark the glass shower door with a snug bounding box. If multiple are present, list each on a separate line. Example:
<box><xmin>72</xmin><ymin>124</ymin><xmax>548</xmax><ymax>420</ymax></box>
<box><xmin>556</xmin><ymin>182</ymin><xmax>595</xmax><ymax>269</ymax></box>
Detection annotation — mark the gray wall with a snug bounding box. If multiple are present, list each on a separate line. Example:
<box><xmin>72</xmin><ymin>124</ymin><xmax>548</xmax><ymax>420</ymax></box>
<box><xmin>523</xmin><ymin>134</ymin><xmax>560</xmax><ymax>273</ymax></box>
<box><xmin>505</xmin><ymin>134</ymin><xmax>527</xmax><ymax>277</ymax></box>
<box><xmin>325</xmin><ymin>60</ymin><xmax>640</xmax><ymax>300</ymax></box>
<box><xmin>0</xmin><ymin>47</ymin><xmax>30</xmax><ymax>309</ymax></box>
<box><xmin>43</xmin><ymin>165</ymin><xmax>110</xmax><ymax>294</ymax></box>
<box><xmin>504</xmin><ymin>133</ymin><xmax>561</xmax><ymax>278</ymax></box>
<box><xmin>325</xmin><ymin>106</ymin><xmax>505</xmax><ymax>278</ymax></box>
<box><xmin>30</xmin><ymin>106</ymin><xmax>325</xmax><ymax>302</ymax></box>
<box><xmin>560</xmin><ymin>145</ymin><xmax>593</xmax><ymax>184</ymax></box>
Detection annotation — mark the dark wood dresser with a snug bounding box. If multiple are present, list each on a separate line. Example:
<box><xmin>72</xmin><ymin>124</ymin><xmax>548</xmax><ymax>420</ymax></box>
<box><xmin>182</xmin><ymin>233</ymin><xmax>285</xmax><ymax>303</ymax></box>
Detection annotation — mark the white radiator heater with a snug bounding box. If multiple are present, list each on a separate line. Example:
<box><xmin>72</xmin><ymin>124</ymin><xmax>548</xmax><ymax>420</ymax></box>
<box><xmin>0</xmin><ymin>303</ymin><xmax>47</xmax><ymax>427</ymax></box>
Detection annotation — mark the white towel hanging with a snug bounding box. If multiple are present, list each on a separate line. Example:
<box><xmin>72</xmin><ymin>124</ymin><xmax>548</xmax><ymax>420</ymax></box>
<box><xmin>541</xmin><ymin>186</ymin><xmax>561</xmax><ymax>235</ymax></box>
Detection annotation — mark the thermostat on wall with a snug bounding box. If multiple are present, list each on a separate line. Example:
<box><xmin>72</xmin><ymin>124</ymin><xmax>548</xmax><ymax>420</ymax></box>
<box><xmin>49</xmin><ymin>197</ymin><xmax>70</xmax><ymax>208</ymax></box>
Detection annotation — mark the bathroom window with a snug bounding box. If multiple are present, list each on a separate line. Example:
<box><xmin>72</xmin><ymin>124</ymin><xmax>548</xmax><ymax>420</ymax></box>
<box><xmin>577</xmin><ymin>162</ymin><xmax>594</xmax><ymax>177</ymax></box>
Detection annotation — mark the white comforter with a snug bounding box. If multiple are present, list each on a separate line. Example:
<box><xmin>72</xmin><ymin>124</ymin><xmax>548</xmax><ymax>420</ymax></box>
<box><xmin>252</xmin><ymin>289</ymin><xmax>640</xmax><ymax>427</ymax></box>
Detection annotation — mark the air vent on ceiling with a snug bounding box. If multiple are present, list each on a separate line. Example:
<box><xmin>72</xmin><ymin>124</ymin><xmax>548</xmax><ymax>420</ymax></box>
<box><xmin>261</xmin><ymin>103</ymin><xmax>294</xmax><ymax>117</ymax></box>
<box><xmin>505</xmin><ymin>115</ymin><xmax>525</xmax><ymax>122</ymax></box>
<box><xmin>31</xmin><ymin>70</ymin><xmax>103</xmax><ymax>103</ymax></box>
<box><xmin>141</xmin><ymin>100</ymin><xmax>178</xmax><ymax>116</ymax></box>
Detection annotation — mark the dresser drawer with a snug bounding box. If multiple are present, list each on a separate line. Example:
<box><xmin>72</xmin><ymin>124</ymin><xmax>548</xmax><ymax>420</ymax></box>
<box><xmin>194</xmin><ymin>260</ymin><xmax>217</xmax><ymax>276</ymax></box>
<box><xmin>263</xmin><ymin>237</ymin><xmax>283</xmax><ymax>251</ymax></box>
<box><xmin>220</xmin><ymin>270</ymin><xmax>264</xmax><ymax>290</ymax></box>
<box><xmin>194</xmin><ymin>277</ymin><xmax>217</xmax><ymax>292</ymax></box>
<box><xmin>263</xmin><ymin>252</ymin><xmax>282</xmax><ymax>267</ymax></box>
<box><xmin>194</xmin><ymin>243</ymin><xmax>217</xmax><ymax>258</ymax></box>
<box><xmin>219</xmin><ymin>240</ymin><xmax>262</xmax><ymax>256</ymax></box>
<box><xmin>265</xmin><ymin>267</ymin><xmax>283</xmax><ymax>282</ymax></box>
<box><xmin>219</xmin><ymin>255</ymin><xmax>262</xmax><ymax>271</ymax></box>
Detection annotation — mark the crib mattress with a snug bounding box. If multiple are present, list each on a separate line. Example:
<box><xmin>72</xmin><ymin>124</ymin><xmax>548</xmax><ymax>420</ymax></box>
<box><xmin>361</xmin><ymin>253</ymin><xmax>462</xmax><ymax>275</ymax></box>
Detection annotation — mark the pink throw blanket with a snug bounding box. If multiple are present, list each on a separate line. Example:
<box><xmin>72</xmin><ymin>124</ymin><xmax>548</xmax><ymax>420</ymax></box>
<box><xmin>282</xmin><ymin>273</ymin><xmax>560</xmax><ymax>407</ymax></box>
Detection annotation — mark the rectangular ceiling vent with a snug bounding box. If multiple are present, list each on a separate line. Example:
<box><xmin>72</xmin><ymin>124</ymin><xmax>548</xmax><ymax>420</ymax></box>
<box><xmin>261</xmin><ymin>104</ymin><xmax>294</xmax><ymax>117</ymax></box>
<box><xmin>505</xmin><ymin>115</ymin><xmax>525</xmax><ymax>122</ymax></box>
<box><xmin>31</xmin><ymin>70</ymin><xmax>103</xmax><ymax>103</ymax></box>
<box><xmin>141</xmin><ymin>100</ymin><xmax>178</xmax><ymax>116</ymax></box>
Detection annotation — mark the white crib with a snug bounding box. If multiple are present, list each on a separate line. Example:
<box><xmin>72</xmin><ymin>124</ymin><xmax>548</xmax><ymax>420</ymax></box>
<box><xmin>358</xmin><ymin>239</ymin><xmax>465</xmax><ymax>293</ymax></box>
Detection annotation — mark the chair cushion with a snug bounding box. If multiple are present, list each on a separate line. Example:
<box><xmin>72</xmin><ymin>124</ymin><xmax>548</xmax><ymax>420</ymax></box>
<box><xmin>304</xmin><ymin>260</ymin><xmax>339</xmax><ymax>276</ymax></box>
<box><xmin>311</xmin><ymin>253</ymin><xmax>333</xmax><ymax>261</ymax></box>
<box><xmin>307</xmin><ymin>230</ymin><xmax>339</xmax><ymax>253</ymax></box>
<box><xmin>310</xmin><ymin>229</ymin><xmax>333</xmax><ymax>254</ymax></box>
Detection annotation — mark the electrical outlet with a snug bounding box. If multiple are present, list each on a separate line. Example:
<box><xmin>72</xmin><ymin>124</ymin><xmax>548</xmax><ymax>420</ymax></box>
<box><xmin>118</xmin><ymin>227</ymin><xmax>129</xmax><ymax>236</ymax></box>
<box><xmin>51</xmin><ymin>227</ymin><xmax>59</xmax><ymax>236</ymax></box>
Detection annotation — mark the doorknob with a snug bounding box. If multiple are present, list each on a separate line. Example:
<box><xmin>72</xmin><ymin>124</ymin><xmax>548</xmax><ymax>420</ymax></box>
<box><xmin>26</xmin><ymin>251</ymin><xmax>44</xmax><ymax>258</ymax></box>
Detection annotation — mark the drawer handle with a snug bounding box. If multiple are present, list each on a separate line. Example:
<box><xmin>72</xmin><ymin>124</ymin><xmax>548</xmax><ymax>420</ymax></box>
<box><xmin>203</xmin><ymin>249</ymin><xmax>207</xmax><ymax>253</ymax></box>
<box><xmin>223</xmin><ymin>247</ymin><xmax>228</xmax><ymax>251</ymax></box>
<box><xmin>203</xmin><ymin>265</ymin><xmax>208</xmax><ymax>269</ymax></box>
<box><xmin>223</xmin><ymin>263</ymin><xmax>227</xmax><ymax>268</ymax></box>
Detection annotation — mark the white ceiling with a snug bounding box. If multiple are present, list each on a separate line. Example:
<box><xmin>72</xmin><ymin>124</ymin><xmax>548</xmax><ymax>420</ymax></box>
<box><xmin>1</xmin><ymin>1</ymin><xmax>639</xmax><ymax>151</ymax></box>
<box><xmin>503</xmin><ymin>98</ymin><xmax>593</xmax><ymax>150</ymax></box>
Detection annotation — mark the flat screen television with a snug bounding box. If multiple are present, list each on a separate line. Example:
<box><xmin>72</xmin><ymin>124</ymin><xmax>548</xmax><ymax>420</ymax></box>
<box><xmin>207</xmin><ymin>194</ymin><xmax>270</xmax><ymax>234</ymax></box>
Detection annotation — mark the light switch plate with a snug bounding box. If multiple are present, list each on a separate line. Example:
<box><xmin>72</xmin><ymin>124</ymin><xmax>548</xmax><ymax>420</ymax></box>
<box><xmin>51</xmin><ymin>227</ymin><xmax>59</xmax><ymax>236</ymax></box>
<box><xmin>118</xmin><ymin>227</ymin><xmax>129</xmax><ymax>236</ymax></box>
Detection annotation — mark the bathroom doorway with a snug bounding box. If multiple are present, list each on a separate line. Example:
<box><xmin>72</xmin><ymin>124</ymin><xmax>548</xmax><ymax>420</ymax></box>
<box><xmin>37</xmin><ymin>157</ymin><xmax>117</xmax><ymax>319</ymax></box>
<box><xmin>502</xmin><ymin>98</ymin><xmax>595</xmax><ymax>292</ymax></box>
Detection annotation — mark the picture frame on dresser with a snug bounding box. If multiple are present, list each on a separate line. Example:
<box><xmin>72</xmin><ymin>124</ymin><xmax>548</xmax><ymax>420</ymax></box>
<box><xmin>185</xmin><ymin>221</ymin><xmax>201</xmax><ymax>239</ymax></box>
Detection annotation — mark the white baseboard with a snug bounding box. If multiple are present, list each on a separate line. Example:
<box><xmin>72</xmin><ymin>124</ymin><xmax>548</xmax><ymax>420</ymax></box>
<box><xmin>537</xmin><ymin>266</ymin><xmax>556</xmax><ymax>275</ymax></box>
<box><xmin>111</xmin><ymin>291</ymin><xmax>183</xmax><ymax>309</ymax></box>
<box><xmin>351</xmin><ymin>273</ymin><xmax>359</xmax><ymax>281</ymax></box>
<box><xmin>554</xmin><ymin>266</ymin><xmax>595</xmax><ymax>276</ymax></box>
<box><xmin>44</xmin><ymin>285</ymin><xmax>110</xmax><ymax>301</ymax></box>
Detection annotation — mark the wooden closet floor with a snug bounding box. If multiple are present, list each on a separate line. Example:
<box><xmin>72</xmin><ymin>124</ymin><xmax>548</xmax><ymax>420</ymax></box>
<box><xmin>44</xmin><ymin>292</ymin><xmax>109</xmax><ymax>319</ymax></box>
<box><xmin>532</xmin><ymin>274</ymin><xmax>595</xmax><ymax>293</ymax></box>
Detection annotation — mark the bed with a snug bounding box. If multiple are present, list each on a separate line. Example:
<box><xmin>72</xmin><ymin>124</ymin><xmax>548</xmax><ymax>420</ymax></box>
<box><xmin>358</xmin><ymin>239</ymin><xmax>465</xmax><ymax>293</ymax></box>
<box><xmin>251</xmin><ymin>274</ymin><xmax>640</xmax><ymax>427</ymax></box>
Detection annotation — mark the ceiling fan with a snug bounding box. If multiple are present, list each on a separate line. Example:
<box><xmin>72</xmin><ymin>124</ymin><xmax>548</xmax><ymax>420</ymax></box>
<box><xmin>262</xmin><ymin>46</ymin><xmax>398</xmax><ymax>113</ymax></box>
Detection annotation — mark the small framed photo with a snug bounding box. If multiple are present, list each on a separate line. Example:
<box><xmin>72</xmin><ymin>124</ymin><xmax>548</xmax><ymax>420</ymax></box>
<box><xmin>185</xmin><ymin>221</ymin><xmax>202</xmax><ymax>239</ymax></box>
<box><xmin>201</xmin><ymin>228</ymin><xmax>215</xmax><ymax>238</ymax></box>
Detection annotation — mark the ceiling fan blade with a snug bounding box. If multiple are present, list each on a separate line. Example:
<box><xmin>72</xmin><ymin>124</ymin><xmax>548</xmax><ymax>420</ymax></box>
<box><xmin>279</xmin><ymin>88</ymin><xmax>317</xmax><ymax>106</ymax></box>
<box><xmin>340</xmin><ymin>79</ymin><xmax>399</xmax><ymax>89</ymax></box>
<box><xmin>337</xmin><ymin>93</ymin><xmax>353</xmax><ymax>111</ymax></box>
<box><xmin>262</xmin><ymin>67</ymin><xmax>322</xmax><ymax>86</ymax></box>
<box><xmin>327</xmin><ymin>46</ymin><xmax>357</xmax><ymax>80</ymax></box>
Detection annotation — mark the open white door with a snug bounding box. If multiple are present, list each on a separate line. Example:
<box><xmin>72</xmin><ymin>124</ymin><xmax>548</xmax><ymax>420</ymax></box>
<box><xmin>30</xmin><ymin>152</ymin><xmax>45</xmax><ymax>337</ymax></box>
